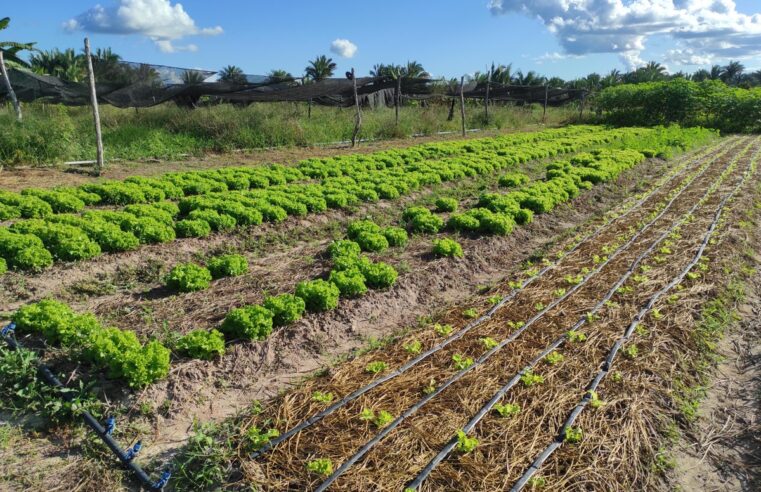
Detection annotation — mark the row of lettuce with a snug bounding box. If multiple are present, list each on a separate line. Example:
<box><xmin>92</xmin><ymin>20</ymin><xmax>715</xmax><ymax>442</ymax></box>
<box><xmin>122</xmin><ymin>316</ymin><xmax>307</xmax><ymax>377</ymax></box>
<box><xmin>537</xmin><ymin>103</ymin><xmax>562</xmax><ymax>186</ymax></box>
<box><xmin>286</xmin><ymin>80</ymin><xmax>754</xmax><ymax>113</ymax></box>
<box><xmin>3</xmin><ymin>126</ymin><xmax>718</xmax><ymax>389</ymax></box>
<box><xmin>0</xmin><ymin>126</ymin><xmax>645</xmax><ymax>274</ymax></box>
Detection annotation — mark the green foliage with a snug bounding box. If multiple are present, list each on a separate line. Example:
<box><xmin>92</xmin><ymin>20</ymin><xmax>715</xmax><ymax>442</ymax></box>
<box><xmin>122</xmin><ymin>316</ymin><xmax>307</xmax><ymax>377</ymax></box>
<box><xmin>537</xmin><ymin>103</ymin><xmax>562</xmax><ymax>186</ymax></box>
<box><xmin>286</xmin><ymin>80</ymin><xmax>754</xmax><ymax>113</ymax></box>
<box><xmin>220</xmin><ymin>305</ymin><xmax>273</xmax><ymax>340</ymax></box>
<box><xmin>355</xmin><ymin>231</ymin><xmax>389</xmax><ymax>252</ymax></box>
<box><xmin>207</xmin><ymin>254</ymin><xmax>249</xmax><ymax>279</ymax></box>
<box><xmin>520</xmin><ymin>370</ymin><xmax>545</xmax><ymax>387</ymax></box>
<box><xmin>295</xmin><ymin>279</ymin><xmax>340</xmax><ymax>312</ymax></box>
<box><xmin>452</xmin><ymin>354</ymin><xmax>474</xmax><ymax>370</ymax></box>
<box><xmin>567</xmin><ymin>330</ymin><xmax>588</xmax><ymax>343</ymax></box>
<box><xmin>403</xmin><ymin>339</ymin><xmax>422</xmax><ymax>354</ymax></box>
<box><xmin>382</xmin><ymin>226</ymin><xmax>408</xmax><ymax>247</ymax></box>
<box><xmin>176</xmin><ymin>329</ymin><xmax>226</xmax><ymax>360</ymax></box>
<box><xmin>432</xmin><ymin>238</ymin><xmax>464</xmax><ymax>258</ymax></box>
<box><xmin>434</xmin><ymin>197</ymin><xmax>458</xmax><ymax>212</ymax></box>
<box><xmin>328</xmin><ymin>239</ymin><xmax>362</xmax><ymax>259</ymax></box>
<box><xmin>498</xmin><ymin>172</ymin><xmax>530</xmax><ymax>188</ymax></box>
<box><xmin>563</xmin><ymin>426</ymin><xmax>583</xmax><ymax>444</ymax></box>
<box><xmin>263</xmin><ymin>293</ymin><xmax>306</xmax><ymax>326</ymax></box>
<box><xmin>245</xmin><ymin>426</ymin><xmax>279</xmax><ymax>450</ymax></box>
<box><xmin>405</xmin><ymin>207</ymin><xmax>444</xmax><ymax>234</ymax></box>
<box><xmin>365</xmin><ymin>361</ymin><xmax>388</xmax><ymax>374</ymax></box>
<box><xmin>455</xmin><ymin>430</ymin><xmax>478</xmax><ymax>453</ymax></box>
<box><xmin>165</xmin><ymin>263</ymin><xmax>212</xmax><ymax>292</ymax></box>
<box><xmin>493</xmin><ymin>402</ymin><xmax>520</xmax><ymax>418</ymax></box>
<box><xmin>175</xmin><ymin>218</ymin><xmax>212</xmax><ymax>238</ymax></box>
<box><xmin>434</xmin><ymin>323</ymin><xmax>453</xmax><ymax>336</ymax></box>
<box><xmin>329</xmin><ymin>269</ymin><xmax>368</xmax><ymax>298</ymax></box>
<box><xmin>359</xmin><ymin>261</ymin><xmax>398</xmax><ymax>289</ymax></box>
<box><xmin>311</xmin><ymin>391</ymin><xmax>334</xmax><ymax>404</ymax></box>
<box><xmin>187</xmin><ymin>209</ymin><xmax>236</xmax><ymax>231</ymax></box>
<box><xmin>480</xmin><ymin>337</ymin><xmax>498</xmax><ymax>350</ymax></box>
<box><xmin>306</xmin><ymin>458</ymin><xmax>333</xmax><ymax>477</ymax></box>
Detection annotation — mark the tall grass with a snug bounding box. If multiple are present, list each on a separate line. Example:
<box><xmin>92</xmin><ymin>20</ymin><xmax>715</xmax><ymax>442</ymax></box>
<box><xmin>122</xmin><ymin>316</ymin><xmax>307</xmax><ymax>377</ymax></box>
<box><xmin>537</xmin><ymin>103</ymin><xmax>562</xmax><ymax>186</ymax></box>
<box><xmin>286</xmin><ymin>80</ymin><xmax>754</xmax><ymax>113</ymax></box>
<box><xmin>0</xmin><ymin>101</ymin><xmax>578</xmax><ymax>166</ymax></box>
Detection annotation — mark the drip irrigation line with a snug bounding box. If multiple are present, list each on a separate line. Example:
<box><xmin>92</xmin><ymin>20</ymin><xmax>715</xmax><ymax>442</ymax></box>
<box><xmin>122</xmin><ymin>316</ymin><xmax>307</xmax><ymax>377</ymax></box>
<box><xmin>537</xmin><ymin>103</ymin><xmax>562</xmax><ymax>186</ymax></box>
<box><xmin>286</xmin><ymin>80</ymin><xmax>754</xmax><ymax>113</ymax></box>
<box><xmin>251</xmin><ymin>137</ymin><xmax>738</xmax><ymax>460</ymax></box>
<box><xmin>509</xmin><ymin>140</ymin><xmax>760</xmax><ymax>492</ymax></box>
<box><xmin>0</xmin><ymin>332</ymin><xmax>170</xmax><ymax>491</ymax></box>
<box><xmin>311</xmin><ymin>139</ymin><xmax>746</xmax><ymax>491</ymax></box>
<box><xmin>405</xmin><ymin>139</ymin><xmax>758</xmax><ymax>490</ymax></box>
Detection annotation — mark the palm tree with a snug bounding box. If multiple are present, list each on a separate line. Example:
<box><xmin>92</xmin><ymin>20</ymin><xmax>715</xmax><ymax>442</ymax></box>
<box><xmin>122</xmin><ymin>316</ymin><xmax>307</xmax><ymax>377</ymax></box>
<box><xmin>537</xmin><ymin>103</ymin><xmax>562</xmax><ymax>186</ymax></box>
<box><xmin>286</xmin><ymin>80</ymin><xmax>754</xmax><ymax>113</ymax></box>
<box><xmin>370</xmin><ymin>63</ymin><xmax>402</xmax><ymax>78</ymax></box>
<box><xmin>182</xmin><ymin>70</ymin><xmax>207</xmax><ymax>85</ymax></box>
<box><xmin>304</xmin><ymin>55</ymin><xmax>336</xmax><ymax>81</ymax></box>
<box><xmin>219</xmin><ymin>65</ymin><xmax>247</xmax><ymax>84</ymax></box>
<box><xmin>691</xmin><ymin>69</ymin><xmax>711</xmax><ymax>82</ymax></box>
<box><xmin>0</xmin><ymin>17</ymin><xmax>36</xmax><ymax>68</ymax></box>
<box><xmin>601</xmin><ymin>69</ymin><xmax>621</xmax><ymax>88</ymax></box>
<box><xmin>546</xmin><ymin>76</ymin><xmax>565</xmax><ymax>88</ymax></box>
<box><xmin>513</xmin><ymin>70</ymin><xmax>545</xmax><ymax>86</ymax></box>
<box><xmin>720</xmin><ymin>60</ymin><xmax>745</xmax><ymax>85</ymax></box>
<box><xmin>709</xmin><ymin>65</ymin><xmax>722</xmax><ymax>80</ymax></box>
<box><xmin>268</xmin><ymin>69</ymin><xmax>294</xmax><ymax>82</ymax></box>
<box><xmin>403</xmin><ymin>60</ymin><xmax>429</xmax><ymax>79</ymax></box>
<box><xmin>30</xmin><ymin>48</ymin><xmax>86</xmax><ymax>81</ymax></box>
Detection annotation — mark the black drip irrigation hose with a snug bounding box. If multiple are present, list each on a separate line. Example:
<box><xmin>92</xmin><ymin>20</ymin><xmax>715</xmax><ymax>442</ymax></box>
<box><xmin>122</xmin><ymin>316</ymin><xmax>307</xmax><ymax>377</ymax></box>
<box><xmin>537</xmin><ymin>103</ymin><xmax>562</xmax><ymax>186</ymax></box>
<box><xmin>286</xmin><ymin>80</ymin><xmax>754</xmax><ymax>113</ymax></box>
<box><xmin>0</xmin><ymin>330</ymin><xmax>171</xmax><ymax>491</ymax></box>
<box><xmin>404</xmin><ymin>139</ymin><xmax>758</xmax><ymax>490</ymax></box>
<box><xmin>509</xmin><ymin>139</ymin><xmax>760</xmax><ymax>492</ymax></box>
<box><xmin>311</xmin><ymin>138</ymin><xmax>747</xmax><ymax>491</ymax></box>
<box><xmin>250</xmin><ymin>138</ymin><xmax>733</xmax><ymax>460</ymax></box>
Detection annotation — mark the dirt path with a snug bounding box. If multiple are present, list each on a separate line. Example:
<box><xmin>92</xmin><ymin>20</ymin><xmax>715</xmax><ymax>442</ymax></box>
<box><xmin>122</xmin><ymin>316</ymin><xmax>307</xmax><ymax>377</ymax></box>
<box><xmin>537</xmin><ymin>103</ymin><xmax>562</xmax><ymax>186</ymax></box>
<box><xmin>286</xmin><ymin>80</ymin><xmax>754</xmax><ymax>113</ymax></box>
<box><xmin>671</xmin><ymin>270</ymin><xmax>761</xmax><ymax>491</ymax></box>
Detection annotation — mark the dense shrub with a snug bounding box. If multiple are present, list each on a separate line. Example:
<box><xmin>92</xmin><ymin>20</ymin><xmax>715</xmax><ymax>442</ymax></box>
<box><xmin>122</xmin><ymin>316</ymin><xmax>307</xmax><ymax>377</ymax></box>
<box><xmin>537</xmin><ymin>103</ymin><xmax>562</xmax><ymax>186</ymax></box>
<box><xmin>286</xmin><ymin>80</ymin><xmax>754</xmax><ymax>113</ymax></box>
<box><xmin>0</xmin><ymin>230</ymin><xmax>53</xmax><ymax>272</ymax></box>
<box><xmin>433</xmin><ymin>238</ymin><xmax>464</xmax><ymax>258</ymax></box>
<box><xmin>0</xmin><ymin>257</ymin><xmax>6</xmax><ymax>275</ymax></box>
<box><xmin>327</xmin><ymin>240</ymin><xmax>362</xmax><ymax>259</ymax></box>
<box><xmin>263</xmin><ymin>293</ymin><xmax>306</xmax><ymax>326</ymax></box>
<box><xmin>176</xmin><ymin>329</ymin><xmax>226</xmax><ymax>360</ymax></box>
<box><xmin>355</xmin><ymin>231</ymin><xmax>389</xmax><ymax>252</ymax></box>
<box><xmin>188</xmin><ymin>209</ymin><xmax>237</xmax><ymax>231</ymax></box>
<box><xmin>220</xmin><ymin>305</ymin><xmax>273</xmax><ymax>340</ymax></box>
<box><xmin>498</xmin><ymin>172</ymin><xmax>530</xmax><ymax>188</ymax></box>
<box><xmin>165</xmin><ymin>263</ymin><xmax>212</xmax><ymax>292</ymax></box>
<box><xmin>207</xmin><ymin>254</ymin><xmax>249</xmax><ymax>279</ymax></box>
<box><xmin>295</xmin><ymin>279</ymin><xmax>340</xmax><ymax>312</ymax></box>
<box><xmin>404</xmin><ymin>207</ymin><xmax>444</xmax><ymax>234</ymax></box>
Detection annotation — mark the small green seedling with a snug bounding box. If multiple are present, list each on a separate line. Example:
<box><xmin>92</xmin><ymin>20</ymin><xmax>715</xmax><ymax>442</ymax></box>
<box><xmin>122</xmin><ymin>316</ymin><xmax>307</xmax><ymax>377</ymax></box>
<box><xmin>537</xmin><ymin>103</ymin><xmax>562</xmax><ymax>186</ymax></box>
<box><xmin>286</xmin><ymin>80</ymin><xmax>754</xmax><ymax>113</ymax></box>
<box><xmin>312</xmin><ymin>391</ymin><xmax>334</xmax><ymax>404</ymax></box>
<box><xmin>365</xmin><ymin>361</ymin><xmax>388</xmax><ymax>374</ymax></box>
<box><xmin>521</xmin><ymin>370</ymin><xmax>545</xmax><ymax>387</ymax></box>
<box><xmin>564</xmin><ymin>274</ymin><xmax>583</xmax><ymax>285</ymax></box>
<box><xmin>528</xmin><ymin>476</ymin><xmax>546</xmax><ymax>488</ymax></box>
<box><xmin>652</xmin><ymin>308</ymin><xmax>663</xmax><ymax>320</ymax></box>
<box><xmin>452</xmin><ymin>354</ymin><xmax>474</xmax><ymax>370</ymax></box>
<box><xmin>623</xmin><ymin>344</ymin><xmax>639</xmax><ymax>359</ymax></box>
<box><xmin>463</xmin><ymin>308</ymin><xmax>478</xmax><ymax>318</ymax></box>
<box><xmin>434</xmin><ymin>323</ymin><xmax>453</xmax><ymax>336</ymax></box>
<box><xmin>567</xmin><ymin>330</ymin><xmax>587</xmax><ymax>343</ymax></box>
<box><xmin>246</xmin><ymin>426</ymin><xmax>279</xmax><ymax>450</ymax></box>
<box><xmin>489</xmin><ymin>295</ymin><xmax>503</xmax><ymax>305</ymax></box>
<box><xmin>534</xmin><ymin>302</ymin><xmax>546</xmax><ymax>312</ymax></box>
<box><xmin>635</xmin><ymin>324</ymin><xmax>649</xmax><ymax>336</ymax></box>
<box><xmin>403</xmin><ymin>340</ymin><xmax>422</xmax><ymax>354</ymax></box>
<box><xmin>611</xmin><ymin>371</ymin><xmax>623</xmax><ymax>383</ymax></box>
<box><xmin>455</xmin><ymin>430</ymin><xmax>478</xmax><ymax>453</ymax></box>
<box><xmin>507</xmin><ymin>320</ymin><xmax>525</xmax><ymax>329</ymax></box>
<box><xmin>553</xmin><ymin>288</ymin><xmax>566</xmax><ymax>298</ymax></box>
<box><xmin>480</xmin><ymin>337</ymin><xmax>499</xmax><ymax>350</ymax></box>
<box><xmin>588</xmin><ymin>390</ymin><xmax>604</xmax><ymax>409</ymax></box>
<box><xmin>563</xmin><ymin>426</ymin><xmax>583</xmax><ymax>444</ymax></box>
<box><xmin>544</xmin><ymin>351</ymin><xmax>564</xmax><ymax>365</ymax></box>
<box><xmin>493</xmin><ymin>402</ymin><xmax>520</xmax><ymax>418</ymax></box>
<box><xmin>423</xmin><ymin>378</ymin><xmax>436</xmax><ymax>395</ymax></box>
<box><xmin>306</xmin><ymin>458</ymin><xmax>333</xmax><ymax>477</ymax></box>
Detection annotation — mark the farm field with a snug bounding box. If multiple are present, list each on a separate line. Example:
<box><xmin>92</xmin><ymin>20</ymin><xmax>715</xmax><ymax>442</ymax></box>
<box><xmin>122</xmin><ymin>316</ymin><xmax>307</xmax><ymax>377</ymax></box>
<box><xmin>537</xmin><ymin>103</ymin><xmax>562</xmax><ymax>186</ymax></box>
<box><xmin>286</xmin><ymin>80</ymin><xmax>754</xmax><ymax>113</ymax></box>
<box><xmin>1</xmin><ymin>125</ymin><xmax>760</xmax><ymax>491</ymax></box>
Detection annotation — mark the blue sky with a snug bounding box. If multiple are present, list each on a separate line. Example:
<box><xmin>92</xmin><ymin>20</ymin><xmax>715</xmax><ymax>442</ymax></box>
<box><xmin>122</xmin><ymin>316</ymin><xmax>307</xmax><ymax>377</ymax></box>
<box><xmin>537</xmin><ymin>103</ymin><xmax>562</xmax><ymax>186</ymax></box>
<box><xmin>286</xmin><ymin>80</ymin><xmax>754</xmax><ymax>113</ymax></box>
<box><xmin>4</xmin><ymin>1</ymin><xmax>761</xmax><ymax>79</ymax></box>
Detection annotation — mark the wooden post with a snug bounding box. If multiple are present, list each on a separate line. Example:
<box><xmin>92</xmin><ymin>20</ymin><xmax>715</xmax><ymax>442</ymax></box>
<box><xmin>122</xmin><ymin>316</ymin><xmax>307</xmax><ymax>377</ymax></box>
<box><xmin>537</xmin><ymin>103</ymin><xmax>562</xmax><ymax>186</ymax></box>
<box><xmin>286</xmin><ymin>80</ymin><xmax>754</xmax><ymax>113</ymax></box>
<box><xmin>84</xmin><ymin>37</ymin><xmax>104</xmax><ymax>176</ymax></box>
<box><xmin>542</xmin><ymin>85</ymin><xmax>549</xmax><ymax>123</ymax></box>
<box><xmin>484</xmin><ymin>67</ymin><xmax>491</xmax><ymax>124</ymax></box>
<box><xmin>579</xmin><ymin>92</ymin><xmax>586</xmax><ymax>119</ymax></box>
<box><xmin>308</xmin><ymin>98</ymin><xmax>312</xmax><ymax>119</ymax></box>
<box><xmin>459</xmin><ymin>76</ymin><xmax>466</xmax><ymax>137</ymax></box>
<box><xmin>351</xmin><ymin>68</ymin><xmax>361</xmax><ymax>147</ymax></box>
<box><xmin>395</xmin><ymin>76</ymin><xmax>401</xmax><ymax>127</ymax></box>
<box><xmin>0</xmin><ymin>51</ymin><xmax>21</xmax><ymax>122</ymax></box>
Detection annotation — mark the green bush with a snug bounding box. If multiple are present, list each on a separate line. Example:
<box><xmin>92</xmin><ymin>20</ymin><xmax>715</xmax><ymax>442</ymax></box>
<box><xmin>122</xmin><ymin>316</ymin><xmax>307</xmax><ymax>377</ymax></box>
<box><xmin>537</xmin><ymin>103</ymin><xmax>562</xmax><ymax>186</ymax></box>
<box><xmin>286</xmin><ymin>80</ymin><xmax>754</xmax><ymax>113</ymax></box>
<box><xmin>514</xmin><ymin>208</ymin><xmax>534</xmax><ymax>225</ymax></box>
<box><xmin>220</xmin><ymin>305</ymin><xmax>273</xmax><ymax>340</ymax></box>
<box><xmin>359</xmin><ymin>261</ymin><xmax>398</xmax><ymax>289</ymax></box>
<box><xmin>295</xmin><ymin>279</ymin><xmax>341</xmax><ymax>312</ymax></box>
<box><xmin>176</xmin><ymin>329</ymin><xmax>226</xmax><ymax>360</ymax></box>
<box><xmin>356</xmin><ymin>231</ymin><xmax>389</xmax><ymax>252</ymax></box>
<box><xmin>404</xmin><ymin>207</ymin><xmax>444</xmax><ymax>234</ymax></box>
<box><xmin>131</xmin><ymin>216</ymin><xmax>176</xmax><ymax>244</ymax></box>
<box><xmin>347</xmin><ymin>220</ymin><xmax>382</xmax><ymax>239</ymax></box>
<box><xmin>433</xmin><ymin>238</ymin><xmax>464</xmax><ymax>258</ymax></box>
<box><xmin>207</xmin><ymin>254</ymin><xmax>249</xmax><ymax>279</ymax></box>
<box><xmin>263</xmin><ymin>293</ymin><xmax>306</xmax><ymax>326</ymax></box>
<box><xmin>0</xmin><ymin>257</ymin><xmax>6</xmax><ymax>275</ymax></box>
<box><xmin>329</xmin><ymin>269</ymin><xmax>368</xmax><ymax>297</ymax></box>
<box><xmin>498</xmin><ymin>172</ymin><xmax>530</xmax><ymax>188</ymax></box>
<box><xmin>0</xmin><ymin>230</ymin><xmax>54</xmax><ymax>272</ymax></box>
<box><xmin>434</xmin><ymin>197</ymin><xmax>458</xmax><ymax>213</ymax></box>
<box><xmin>447</xmin><ymin>213</ymin><xmax>481</xmax><ymax>232</ymax></box>
<box><xmin>176</xmin><ymin>219</ymin><xmax>212</xmax><ymax>238</ymax></box>
<box><xmin>165</xmin><ymin>263</ymin><xmax>212</xmax><ymax>292</ymax></box>
<box><xmin>11</xmin><ymin>220</ymin><xmax>101</xmax><ymax>262</ymax></box>
<box><xmin>382</xmin><ymin>226</ymin><xmax>408</xmax><ymax>247</ymax></box>
<box><xmin>188</xmin><ymin>209</ymin><xmax>237</xmax><ymax>231</ymax></box>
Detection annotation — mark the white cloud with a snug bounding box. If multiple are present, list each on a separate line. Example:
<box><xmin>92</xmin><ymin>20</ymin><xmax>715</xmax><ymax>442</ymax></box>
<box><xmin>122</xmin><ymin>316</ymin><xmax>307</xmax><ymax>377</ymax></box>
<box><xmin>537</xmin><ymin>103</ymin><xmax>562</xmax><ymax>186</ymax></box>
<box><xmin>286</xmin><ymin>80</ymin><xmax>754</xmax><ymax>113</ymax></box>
<box><xmin>330</xmin><ymin>38</ymin><xmax>358</xmax><ymax>58</ymax></box>
<box><xmin>64</xmin><ymin>0</ymin><xmax>222</xmax><ymax>53</ymax></box>
<box><xmin>489</xmin><ymin>0</ymin><xmax>761</xmax><ymax>69</ymax></box>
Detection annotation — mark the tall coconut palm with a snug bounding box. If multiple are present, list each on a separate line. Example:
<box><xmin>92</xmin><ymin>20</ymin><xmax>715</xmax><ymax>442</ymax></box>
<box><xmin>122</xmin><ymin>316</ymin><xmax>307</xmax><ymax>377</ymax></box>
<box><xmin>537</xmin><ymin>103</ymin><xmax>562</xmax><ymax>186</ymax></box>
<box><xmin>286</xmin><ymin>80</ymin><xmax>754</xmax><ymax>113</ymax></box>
<box><xmin>304</xmin><ymin>55</ymin><xmax>336</xmax><ymax>81</ymax></box>
<box><xmin>182</xmin><ymin>70</ymin><xmax>207</xmax><ymax>85</ymax></box>
<box><xmin>691</xmin><ymin>69</ymin><xmax>711</xmax><ymax>82</ymax></box>
<box><xmin>601</xmin><ymin>69</ymin><xmax>621</xmax><ymax>88</ymax></box>
<box><xmin>403</xmin><ymin>60</ymin><xmax>429</xmax><ymax>79</ymax></box>
<box><xmin>720</xmin><ymin>60</ymin><xmax>745</xmax><ymax>85</ymax></box>
<box><xmin>30</xmin><ymin>48</ymin><xmax>86</xmax><ymax>81</ymax></box>
<box><xmin>268</xmin><ymin>69</ymin><xmax>294</xmax><ymax>82</ymax></box>
<box><xmin>513</xmin><ymin>70</ymin><xmax>545</xmax><ymax>86</ymax></box>
<box><xmin>709</xmin><ymin>65</ymin><xmax>723</xmax><ymax>80</ymax></box>
<box><xmin>370</xmin><ymin>63</ymin><xmax>402</xmax><ymax>78</ymax></box>
<box><xmin>219</xmin><ymin>65</ymin><xmax>247</xmax><ymax>84</ymax></box>
<box><xmin>0</xmin><ymin>17</ymin><xmax>36</xmax><ymax>68</ymax></box>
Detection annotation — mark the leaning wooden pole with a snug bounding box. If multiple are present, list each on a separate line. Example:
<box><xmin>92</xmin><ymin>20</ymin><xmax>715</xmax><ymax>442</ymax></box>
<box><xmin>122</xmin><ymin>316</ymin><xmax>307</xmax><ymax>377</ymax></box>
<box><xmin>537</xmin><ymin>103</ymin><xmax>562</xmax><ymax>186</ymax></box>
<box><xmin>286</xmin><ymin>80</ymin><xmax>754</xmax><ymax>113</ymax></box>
<box><xmin>0</xmin><ymin>51</ymin><xmax>22</xmax><ymax>122</ymax></box>
<box><xmin>84</xmin><ymin>37</ymin><xmax>104</xmax><ymax>176</ymax></box>
<box><xmin>484</xmin><ymin>68</ymin><xmax>491</xmax><ymax>124</ymax></box>
<box><xmin>459</xmin><ymin>76</ymin><xmax>466</xmax><ymax>137</ymax></box>
<box><xmin>351</xmin><ymin>68</ymin><xmax>361</xmax><ymax>147</ymax></box>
